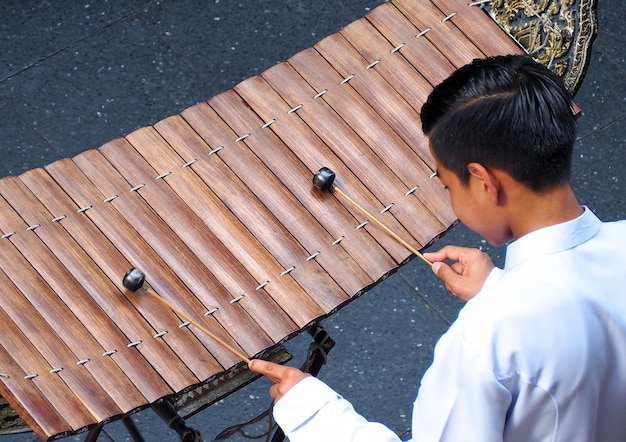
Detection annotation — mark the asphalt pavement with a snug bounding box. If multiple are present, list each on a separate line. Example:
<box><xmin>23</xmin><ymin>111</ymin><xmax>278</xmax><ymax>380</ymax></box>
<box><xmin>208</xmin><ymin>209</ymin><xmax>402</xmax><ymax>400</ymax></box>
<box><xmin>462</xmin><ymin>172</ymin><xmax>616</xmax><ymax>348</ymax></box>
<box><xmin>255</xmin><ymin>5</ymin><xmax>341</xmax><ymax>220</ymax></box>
<box><xmin>1</xmin><ymin>0</ymin><xmax>624</xmax><ymax>440</ymax></box>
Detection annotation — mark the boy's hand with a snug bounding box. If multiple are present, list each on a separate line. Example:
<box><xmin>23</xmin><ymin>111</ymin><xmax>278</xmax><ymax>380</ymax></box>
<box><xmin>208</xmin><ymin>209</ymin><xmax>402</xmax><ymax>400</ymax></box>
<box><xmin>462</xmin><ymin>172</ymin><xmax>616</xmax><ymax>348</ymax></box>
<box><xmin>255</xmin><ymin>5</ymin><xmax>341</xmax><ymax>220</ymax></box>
<box><xmin>248</xmin><ymin>359</ymin><xmax>311</xmax><ymax>403</ymax></box>
<box><xmin>424</xmin><ymin>246</ymin><xmax>494</xmax><ymax>301</ymax></box>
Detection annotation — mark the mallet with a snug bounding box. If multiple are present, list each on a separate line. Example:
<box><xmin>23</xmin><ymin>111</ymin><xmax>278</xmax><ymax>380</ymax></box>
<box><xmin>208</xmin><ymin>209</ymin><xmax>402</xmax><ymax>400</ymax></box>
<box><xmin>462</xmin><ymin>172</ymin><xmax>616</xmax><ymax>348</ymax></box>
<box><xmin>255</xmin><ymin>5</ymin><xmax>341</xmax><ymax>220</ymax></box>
<box><xmin>313</xmin><ymin>167</ymin><xmax>432</xmax><ymax>266</ymax></box>
<box><xmin>122</xmin><ymin>268</ymin><xmax>251</xmax><ymax>364</ymax></box>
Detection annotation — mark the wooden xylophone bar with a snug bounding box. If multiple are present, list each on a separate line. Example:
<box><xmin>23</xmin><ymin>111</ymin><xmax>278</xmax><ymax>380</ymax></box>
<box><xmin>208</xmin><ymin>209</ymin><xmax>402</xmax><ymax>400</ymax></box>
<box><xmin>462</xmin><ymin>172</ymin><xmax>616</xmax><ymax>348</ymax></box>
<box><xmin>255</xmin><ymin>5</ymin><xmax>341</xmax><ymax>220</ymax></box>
<box><xmin>0</xmin><ymin>0</ymin><xmax>523</xmax><ymax>439</ymax></box>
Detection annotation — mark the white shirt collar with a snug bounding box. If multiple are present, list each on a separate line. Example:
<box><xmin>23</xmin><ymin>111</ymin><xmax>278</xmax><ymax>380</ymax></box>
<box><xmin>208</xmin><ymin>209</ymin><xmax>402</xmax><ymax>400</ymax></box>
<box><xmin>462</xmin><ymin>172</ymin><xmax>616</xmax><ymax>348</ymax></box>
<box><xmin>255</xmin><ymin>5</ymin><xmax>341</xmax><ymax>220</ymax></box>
<box><xmin>504</xmin><ymin>206</ymin><xmax>601</xmax><ymax>271</ymax></box>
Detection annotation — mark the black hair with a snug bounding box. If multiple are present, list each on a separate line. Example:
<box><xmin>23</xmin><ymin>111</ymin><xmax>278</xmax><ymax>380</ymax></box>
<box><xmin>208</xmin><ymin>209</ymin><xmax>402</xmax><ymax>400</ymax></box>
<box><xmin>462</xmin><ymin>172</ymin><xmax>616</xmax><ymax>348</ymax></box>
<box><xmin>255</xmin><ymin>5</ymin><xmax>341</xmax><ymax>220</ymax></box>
<box><xmin>420</xmin><ymin>55</ymin><xmax>576</xmax><ymax>192</ymax></box>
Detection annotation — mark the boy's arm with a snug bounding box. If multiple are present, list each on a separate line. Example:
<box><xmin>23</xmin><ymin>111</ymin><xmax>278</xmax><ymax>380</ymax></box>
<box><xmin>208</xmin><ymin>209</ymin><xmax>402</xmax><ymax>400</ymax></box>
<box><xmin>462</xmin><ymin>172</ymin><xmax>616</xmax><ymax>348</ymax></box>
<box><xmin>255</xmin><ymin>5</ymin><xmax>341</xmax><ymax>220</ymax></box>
<box><xmin>249</xmin><ymin>359</ymin><xmax>402</xmax><ymax>442</ymax></box>
<box><xmin>412</xmin><ymin>329</ymin><xmax>511</xmax><ymax>441</ymax></box>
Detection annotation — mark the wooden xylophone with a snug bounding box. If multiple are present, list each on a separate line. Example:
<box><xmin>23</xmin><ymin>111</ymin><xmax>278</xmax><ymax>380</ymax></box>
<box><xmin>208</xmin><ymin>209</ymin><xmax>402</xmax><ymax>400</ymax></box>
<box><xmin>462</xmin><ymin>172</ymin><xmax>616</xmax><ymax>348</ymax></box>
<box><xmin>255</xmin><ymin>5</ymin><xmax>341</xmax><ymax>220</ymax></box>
<box><xmin>0</xmin><ymin>0</ymin><xmax>557</xmax><ymax>439</ymax></box>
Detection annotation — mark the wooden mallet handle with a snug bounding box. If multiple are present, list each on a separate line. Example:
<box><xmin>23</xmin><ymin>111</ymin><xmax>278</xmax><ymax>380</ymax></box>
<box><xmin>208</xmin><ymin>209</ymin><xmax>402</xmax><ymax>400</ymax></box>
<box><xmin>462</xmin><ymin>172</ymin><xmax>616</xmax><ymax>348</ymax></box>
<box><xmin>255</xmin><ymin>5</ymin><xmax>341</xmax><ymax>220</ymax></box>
<box><xmin>122</xmin><ymin>268</ymin><xmax>251</xmax><ymax>364</ymax></box>
<box><xmin>313</xmin><ymin>167</ymin><xmax>432</xmax><ymax>266</ymax></box>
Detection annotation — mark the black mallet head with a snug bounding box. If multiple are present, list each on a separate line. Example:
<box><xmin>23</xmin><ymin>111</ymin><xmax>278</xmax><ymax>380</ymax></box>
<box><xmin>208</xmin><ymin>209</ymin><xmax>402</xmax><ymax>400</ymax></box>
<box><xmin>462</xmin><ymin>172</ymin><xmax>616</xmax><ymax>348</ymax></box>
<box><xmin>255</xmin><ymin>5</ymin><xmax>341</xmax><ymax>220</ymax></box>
<box><xmin>123</xmin><ymin>268</ymin><xmax>146</xmax><ymax>292</ymax></box>
<box><xmin>313</xmin><ymin>167</ymin><xmax>336</xmax><ymax>191</ymax></box>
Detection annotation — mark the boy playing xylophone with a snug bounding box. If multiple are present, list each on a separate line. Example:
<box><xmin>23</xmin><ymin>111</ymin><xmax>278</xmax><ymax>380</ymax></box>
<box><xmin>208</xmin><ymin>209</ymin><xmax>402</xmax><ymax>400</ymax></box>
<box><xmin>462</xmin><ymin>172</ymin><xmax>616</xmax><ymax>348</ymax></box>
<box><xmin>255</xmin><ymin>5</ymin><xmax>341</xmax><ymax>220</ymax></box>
<box><xmin>249</xmin><ymin>54</ymin><xmax>626</xmax><ymax>441</ymax></box>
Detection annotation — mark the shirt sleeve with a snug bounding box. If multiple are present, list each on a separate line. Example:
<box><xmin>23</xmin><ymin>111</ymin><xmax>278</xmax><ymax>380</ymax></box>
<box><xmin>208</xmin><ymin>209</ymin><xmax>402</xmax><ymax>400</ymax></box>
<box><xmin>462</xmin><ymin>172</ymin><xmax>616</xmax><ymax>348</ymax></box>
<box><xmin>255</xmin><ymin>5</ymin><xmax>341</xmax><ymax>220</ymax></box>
<box><xmin>273</xmin><ymin>376</ymin><xmax>402</xmax><ymax>442</ymax></box>
<box><xmin>411</xmin><ymin>329</ymin><xmax>511</xmax><ymax>442</ymax></box>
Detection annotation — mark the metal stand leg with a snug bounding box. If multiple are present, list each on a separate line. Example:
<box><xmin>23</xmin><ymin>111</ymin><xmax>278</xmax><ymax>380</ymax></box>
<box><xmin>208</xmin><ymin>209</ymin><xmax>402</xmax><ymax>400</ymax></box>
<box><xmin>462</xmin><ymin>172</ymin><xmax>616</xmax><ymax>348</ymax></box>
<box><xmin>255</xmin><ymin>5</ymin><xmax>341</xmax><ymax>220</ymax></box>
<box><xmin>302</xmin><ymin>324</ymin><xmax>336</xmax><ymax>376</ymax></box>
<box><xmin>84</xmin><ymin>416</ymin><xmax>146</xmax><ymax>442</ymax></box>
<box><xmin>84</xmin><ymin>423</ymin><xmax>103</xmax><ymax>442</ymax></box>
<box><xmin>122</xmin><ymin>416</ymin><xmax>146</xmax><ymax>442</ymax></box>
<box><xmin>153</xmin><ymin>400</ymin><xmax>203</xmax><ymax>442</ymax></box>
<box><xmin>270</xmin><ymin>324</ymin><xmax>335</xmax><ymax>442</ymax></box>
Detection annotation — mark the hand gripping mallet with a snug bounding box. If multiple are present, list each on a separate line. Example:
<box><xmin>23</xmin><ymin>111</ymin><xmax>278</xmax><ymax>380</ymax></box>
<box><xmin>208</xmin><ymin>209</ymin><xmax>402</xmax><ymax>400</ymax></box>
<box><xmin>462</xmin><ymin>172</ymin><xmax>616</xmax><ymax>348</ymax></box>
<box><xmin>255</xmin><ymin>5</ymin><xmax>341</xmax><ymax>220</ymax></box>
<box><xmin>122</xmin><ymin>268</ymin><xmax>251</xmax><ymax>364</ymax></box>
<box><xmin>313</xmin><ymin>167</ymin><xmax>432</xmax><ymax>266</ymax></box>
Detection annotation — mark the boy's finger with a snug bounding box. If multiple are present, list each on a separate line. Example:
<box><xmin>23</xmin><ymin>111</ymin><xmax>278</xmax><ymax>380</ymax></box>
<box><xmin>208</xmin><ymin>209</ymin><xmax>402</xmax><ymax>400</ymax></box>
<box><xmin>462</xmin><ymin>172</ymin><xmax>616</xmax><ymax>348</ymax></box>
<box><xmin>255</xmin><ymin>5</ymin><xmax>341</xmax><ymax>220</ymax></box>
<box><xmin>424</xmin><ymin>245</ymin><xmax>472</xmax><ymax>263</ymax></box>
<box><xmin>432</xmin><ymin>262</ymin><xmax>463</xmax><ymax>291</ymax></box>
<box><xmin>248</xmin><ymin>359</ymin><xmax>285</xmax><ymax>383</ymax></box>
<box><xmin>432</xmin><ymin>262</ymin><xmax>456</xmax><ymax>281</ymax></box>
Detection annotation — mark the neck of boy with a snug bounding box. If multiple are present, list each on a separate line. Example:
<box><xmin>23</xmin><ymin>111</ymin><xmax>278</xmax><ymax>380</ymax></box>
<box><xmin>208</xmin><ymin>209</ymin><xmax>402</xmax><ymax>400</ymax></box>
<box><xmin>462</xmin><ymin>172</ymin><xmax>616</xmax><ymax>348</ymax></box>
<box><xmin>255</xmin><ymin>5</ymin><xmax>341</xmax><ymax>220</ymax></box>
<box><xmin>508</xmin><ymin>182</ymin><xmax>583</xmax><ymax>240</ymax></box>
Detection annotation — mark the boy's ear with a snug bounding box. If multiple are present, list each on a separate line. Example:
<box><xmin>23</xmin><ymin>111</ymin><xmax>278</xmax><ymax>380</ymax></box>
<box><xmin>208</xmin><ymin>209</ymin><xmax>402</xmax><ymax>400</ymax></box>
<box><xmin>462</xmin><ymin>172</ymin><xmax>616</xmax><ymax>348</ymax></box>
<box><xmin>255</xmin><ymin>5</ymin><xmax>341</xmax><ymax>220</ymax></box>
<box><xmin>467</xmin><ymin>162</ymin><xmax>501</xmax><ymax>204</ymax></box>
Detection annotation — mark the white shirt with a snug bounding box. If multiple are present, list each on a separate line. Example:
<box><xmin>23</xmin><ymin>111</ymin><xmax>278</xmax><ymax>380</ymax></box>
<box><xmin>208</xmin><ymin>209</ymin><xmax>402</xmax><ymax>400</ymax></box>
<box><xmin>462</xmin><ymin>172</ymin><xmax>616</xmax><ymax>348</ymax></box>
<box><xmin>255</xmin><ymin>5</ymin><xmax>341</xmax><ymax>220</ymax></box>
<box><xmin>273</xmin><ymin>208</ymin><xmax>626</xmax><ymax>441</ymax></box>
